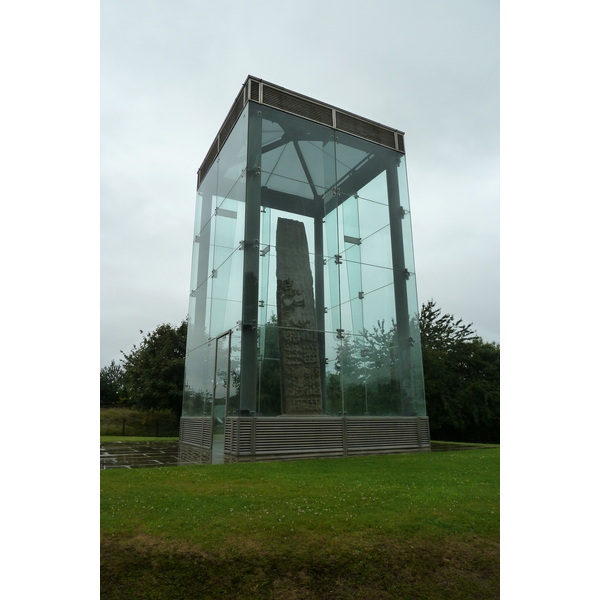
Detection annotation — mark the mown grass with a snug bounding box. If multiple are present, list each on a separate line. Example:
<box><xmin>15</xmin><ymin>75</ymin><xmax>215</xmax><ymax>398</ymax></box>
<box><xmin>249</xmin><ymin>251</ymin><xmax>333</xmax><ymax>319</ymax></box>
<box><xmin>101</xmin><ymin>448</ymin><xmax>499</xmax><ymax>599</ymax></box>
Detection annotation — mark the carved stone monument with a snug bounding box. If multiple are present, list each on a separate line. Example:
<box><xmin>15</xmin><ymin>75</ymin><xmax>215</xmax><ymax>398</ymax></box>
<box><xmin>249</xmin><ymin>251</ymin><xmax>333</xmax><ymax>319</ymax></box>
<box><xmin>276</xmin><ymin>218</ymin><xmax>323</xmax><ymax>414</ymax></box>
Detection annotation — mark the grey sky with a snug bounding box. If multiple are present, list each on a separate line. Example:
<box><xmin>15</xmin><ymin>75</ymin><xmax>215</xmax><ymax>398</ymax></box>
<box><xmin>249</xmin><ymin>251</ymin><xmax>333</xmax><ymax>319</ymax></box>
<box><xmin>101</xmin><ymin>0</ymin><xmax>499</xmax><ymax>367</ymax></box>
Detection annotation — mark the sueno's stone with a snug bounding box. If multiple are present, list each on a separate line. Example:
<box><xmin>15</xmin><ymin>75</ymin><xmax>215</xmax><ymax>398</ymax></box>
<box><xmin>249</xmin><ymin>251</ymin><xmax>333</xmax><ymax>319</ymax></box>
<box><xmin>276</xmin><ymin>218</ymin><xmax>322</xmax><ymax>415</ymax></box>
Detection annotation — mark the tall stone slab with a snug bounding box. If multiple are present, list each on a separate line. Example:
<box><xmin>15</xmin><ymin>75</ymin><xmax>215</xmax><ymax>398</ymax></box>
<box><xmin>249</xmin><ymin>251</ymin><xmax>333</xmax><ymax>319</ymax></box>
<box><xmin>276</xmin><ymin>218</ymin><xmax>322</xmax><ymax>414</ymax></box>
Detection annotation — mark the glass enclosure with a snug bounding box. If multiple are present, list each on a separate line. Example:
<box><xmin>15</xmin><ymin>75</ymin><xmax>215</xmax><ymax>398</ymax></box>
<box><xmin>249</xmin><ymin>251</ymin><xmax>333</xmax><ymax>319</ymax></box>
<box><xmin>182</xmin><ymin>106</ymin><xmax>247</xmax><ymax>418</ymax></box>
<box><xmin>183</xmin><ymin>88</ymin><xmax>426</xmax><ymax>425</ymax></box>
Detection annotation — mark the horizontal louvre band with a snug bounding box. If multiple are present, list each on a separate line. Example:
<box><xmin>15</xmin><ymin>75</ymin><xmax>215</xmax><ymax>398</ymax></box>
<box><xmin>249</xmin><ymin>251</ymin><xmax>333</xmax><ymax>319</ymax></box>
<box><xmin>262</xmin><ymin>84</ymin><xmax>334</xmax><ymax>126</ymax></box>
<box><xmin>336</xmin><ymin>111</ymin><xmax>397</xmax><ymax>150</ymax></box>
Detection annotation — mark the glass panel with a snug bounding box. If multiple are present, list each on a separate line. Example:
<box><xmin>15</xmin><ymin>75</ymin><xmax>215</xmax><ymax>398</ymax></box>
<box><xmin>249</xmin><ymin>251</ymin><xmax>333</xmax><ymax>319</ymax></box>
<box><xmin>191</xmin><ymin>162</ymin><xmax>217</xmax><ymax>301</ymax></box>
<box><xmin>405</xmin><ymin>273</ymin><xmax>420</xmax><ymax>333</ymax></box>
<box><xmin>187</xmin><ymin>280</ymin><xmax>211</xmax><ymax>352</ymax></box>
<box><xmin>258</xmin><ymin>206</ymin><xmax>272</xmax><ymax>330</ymax></box>
<box><xmin>186</xmin><ymin>95</ymin><xmax>430</xmax><ymax>426</ymax></box>
<box><xmin>354</xmin><ymin>168</ymin><xmax>390</xmax><ymax>207</ymax></box>
<box><xmin>213</xmin><ymin>110</ymin><xmax>248</xmax><ymax>345</ymax></box>
<box><xmin>361</xmin><ymin>271</ymin><xmax>395</xmax><ymax>334</ymax></box>
<box><xmin>337</xmin><ymin>329</ymin><xmax>401</xmax><ymax>417</ymax></box>
<box><xmin>190</xmin><ymin>242</ymin><xmax>200</xmax><ymax>292</ymax></box>
<box><xmin>360</xmin><ymin>222</ymin><xmax>393</xmax><ymax>271</ymax></box>
<box><xmin>324</xmin><ymin>207</ymin><xmax>341</xmax><ymax>333</ymax></box>
<box><xmin>184</xmin><ymin>107</ymin><xmax>248</xmax><ymax>423</ymax></box>
<box><xmin>212</xmin><ymin>200</ymin><xmax>243</xmax><ymax>274</ymax></box>
<box><xmin>258</xmin><ymin>208</ymin><xmax>319</xmax><ymax>335</ymax></box>
<box><xmin>335</xmin><ymin>143</ymin><xmax>372</xmax><ymax>183</ymax></box>
<box><xmin>324</xmin><ymin>331</ymin><xmax>343</xmax><ymax>416</ymax></box>
<box><xmin>338</xmin><ymin>333</ymin><xmax>368</xmax><ymax>416</ymax></box>
<box><xmin>228</xmin><ymin>329</ymin><xmax>242</xmax><ymax>416</ymax></box>
<box><xmin>387</xmin><ymin>154</ymin><xmax>426</xmax><ymax>416</ymax></box>
<box><xmin>182</xmin><ymin>341</ymin><xmax>212</xmax><ymax>417</ymax></box>
<box><xmin>256</xmin><ymin>320</ymin><xmax>281</xmax><ymax>416</ymax></box>
<box><xmin>261</xmin><ymin>143</ymin><xmax>314</xmax><ymax>199</ymax></box>
<box><xmin>361</xmin><ymin>325</ymin><xmax>402</xmax><ymax>416</ymax></box>
<box><xmin>211</xmin><ymin>333</ymin><xmax>230</xmax><ymax>464</ymax></box>
<box><xmin>340</xmin><ymin>196</ymin><xmax>364</xmax><ymax>338</ymax></box>
<box><xmin>192</xmin><ymin>217</ymin><xmax>215</xmax><ymax>293</ymax></box>
<box><xmin>254</xmin><ymin>107</ymin><xmax>339</xmax><ymax>418</ymax></box>
<box><xmin>209</xmin><ymin>248</ymin><xmax>243</xmax><ymax>338</ymax></box>
<box><xmin>334</xmin><ymin>135</ymin><xmax>390</xmax><ymax>197</ymax></box>
<box><xmin>259</xmin><ymin>105</ymin><xmax>336</xmax><ymax>201</ymax></box>
<box><xmin>408</xmin><ymin>333</ymin><xmax>427</xmax><ymax>417</ymax></box>
<box><xmin>195</xmin><ymin>166</ymin><xmax>217</xmax><ymax>238</ymax></box>
<box><xmin>216</xmin><ymin>106</ymin><xmax>248</xmax><ymax>206</ymax></box>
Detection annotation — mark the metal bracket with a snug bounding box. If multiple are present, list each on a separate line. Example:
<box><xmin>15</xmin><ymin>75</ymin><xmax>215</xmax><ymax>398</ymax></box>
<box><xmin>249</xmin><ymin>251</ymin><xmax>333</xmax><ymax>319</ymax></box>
<box><xmin>258</xmin><ymin>300</ymin><xmax>265</xmax><ymax>308</ymax></box>
<box><xmin>358</xmin><ymin>291</ymin><xmax>364</xmax><ymax>300</ymax></box>
<box><xmin>344</xmin><ymin>235</ymin><xmax>361</xmax><ymax>246</ymax></box>
<box><xmin>336</xmin><ymin>328</ymin><xmax>345</xmax><ymax>339</ymax></box>
<box><xmin>334</xmin><ymin>254</ymin><xmax>342</xmax><ymax>265</ymax></box>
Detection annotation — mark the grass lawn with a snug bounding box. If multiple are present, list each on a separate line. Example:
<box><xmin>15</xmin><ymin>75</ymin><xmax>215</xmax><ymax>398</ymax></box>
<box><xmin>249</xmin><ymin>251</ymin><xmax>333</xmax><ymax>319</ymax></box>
<box><xmin>101</xmin><ymin>448</ymin><xmax>499</xmax><ymax>599</ymax></box>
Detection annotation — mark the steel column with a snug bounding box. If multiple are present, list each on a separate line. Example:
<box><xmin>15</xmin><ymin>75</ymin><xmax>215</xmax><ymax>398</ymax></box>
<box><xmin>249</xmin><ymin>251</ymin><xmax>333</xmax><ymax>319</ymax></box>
<box><xmin>386</xmin><ymin>163</ymin><xmax>414</xmax><ymax>416</ymax></box>
<box><xmin>239</xmin><ymin>103</ymin><xmax>262</xmax><ymax>414</ymax></box>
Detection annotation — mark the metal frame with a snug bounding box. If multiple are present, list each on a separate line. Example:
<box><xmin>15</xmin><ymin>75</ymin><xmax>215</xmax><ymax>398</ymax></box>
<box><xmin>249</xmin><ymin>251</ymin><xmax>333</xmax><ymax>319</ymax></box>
<box><xmin>197</xmin><ymin>75</ymin><xmax>406</xmax><ymax>190</ymax></box>
<box><xmin>210</xmin><ymin>330</ymin><xmax>232</xmax><ymax>462</ymax></box>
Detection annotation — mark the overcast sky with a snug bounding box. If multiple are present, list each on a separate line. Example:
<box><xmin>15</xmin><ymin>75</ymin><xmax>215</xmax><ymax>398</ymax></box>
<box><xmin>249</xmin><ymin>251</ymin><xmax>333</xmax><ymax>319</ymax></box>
<box><xmin>100</xmin><ymin>0</ymin><xmax>499</xmax><ymax>367</ymax></box>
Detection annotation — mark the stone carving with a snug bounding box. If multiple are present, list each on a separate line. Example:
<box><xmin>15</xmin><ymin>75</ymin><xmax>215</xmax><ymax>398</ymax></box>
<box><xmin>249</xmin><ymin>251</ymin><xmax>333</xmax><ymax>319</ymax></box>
<box><xmin>276</xmin><ymin>218</ymin><xmax>322</xmax><ymax>414</ymax></box>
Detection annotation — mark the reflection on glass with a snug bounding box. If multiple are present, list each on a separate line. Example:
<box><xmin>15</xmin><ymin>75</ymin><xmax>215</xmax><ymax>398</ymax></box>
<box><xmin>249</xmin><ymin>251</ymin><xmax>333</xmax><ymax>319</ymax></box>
<box><xmin>211</xmin><ymin>333</ymin><xmax>230</xmax><ymax>464</ymax></box>
<box><xmin>185</xmin><ymin>97</ymin><xmax>427</xmax><ymax>423</ymax></box>
<box><xmin>323</xmin><ymin>332</ymin><xmax>343</xmax><ymax>416</ymax></box>
<box><xmin>228</xmin><ymin>330</ymin><xmax>242</xmax><ymax>415</ymax></box>
<box><xmin>182</xmin><ymin>342</ymin><xmax>213</xmax><ymax>417</ymax></box>
<box><xmin>256</xmin><ymin>319</ymin><xmax>281</xmax><ymax>416</ymax></box>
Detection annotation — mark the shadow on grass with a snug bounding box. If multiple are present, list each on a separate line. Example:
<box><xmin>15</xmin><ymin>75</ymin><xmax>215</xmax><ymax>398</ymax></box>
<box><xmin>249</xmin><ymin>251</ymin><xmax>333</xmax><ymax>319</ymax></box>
<box><xmin>101</xmin><ymin>534</ymin><xmax>499</xmax><ymax>600</ymax></box>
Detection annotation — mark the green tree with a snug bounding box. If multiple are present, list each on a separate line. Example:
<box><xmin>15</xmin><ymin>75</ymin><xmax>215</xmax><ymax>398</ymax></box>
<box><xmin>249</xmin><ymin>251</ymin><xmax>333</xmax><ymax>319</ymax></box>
<box><xmin>100</xmin><ymin>360</ymin><xmax>124</xmax><ymax>406</ymax></box>
<box><xmin>120</xmin><ymin>320</ymin><xmax>188</xmax><ymax>417</ymax></box>
<box><xmin>419</xmin><ymin>301</ymin><xmax>500</xmax><ymax>443</ymax></box>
